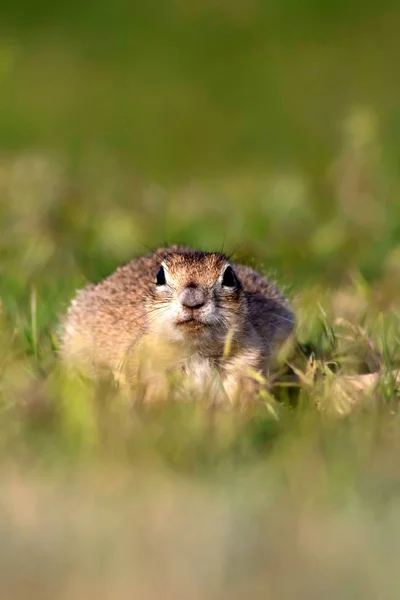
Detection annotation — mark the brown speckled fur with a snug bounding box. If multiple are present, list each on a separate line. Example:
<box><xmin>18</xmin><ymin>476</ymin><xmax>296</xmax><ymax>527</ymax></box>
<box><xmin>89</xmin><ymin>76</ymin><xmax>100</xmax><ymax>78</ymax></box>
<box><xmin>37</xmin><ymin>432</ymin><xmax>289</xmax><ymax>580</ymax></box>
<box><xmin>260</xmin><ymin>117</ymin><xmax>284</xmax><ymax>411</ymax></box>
<box><xmin>60</xmin><ymin>245</ymin><xmax>295</xmax><ymax>402</ymax></box>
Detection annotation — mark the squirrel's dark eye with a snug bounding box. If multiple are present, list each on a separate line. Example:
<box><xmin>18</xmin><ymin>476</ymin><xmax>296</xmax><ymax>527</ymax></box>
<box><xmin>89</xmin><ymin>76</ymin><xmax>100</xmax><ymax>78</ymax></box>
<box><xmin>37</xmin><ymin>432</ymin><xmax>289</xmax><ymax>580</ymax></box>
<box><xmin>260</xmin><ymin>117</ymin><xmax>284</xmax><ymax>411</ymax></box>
<box><xmin>156</xmin><ymin>266</ymin><xmax>166</xmax><ymax>286</ymax></box>
<box><xmin>221</xmin><ymin>266</ymin><xmax>237</xmax><ymax>288</ymax></box>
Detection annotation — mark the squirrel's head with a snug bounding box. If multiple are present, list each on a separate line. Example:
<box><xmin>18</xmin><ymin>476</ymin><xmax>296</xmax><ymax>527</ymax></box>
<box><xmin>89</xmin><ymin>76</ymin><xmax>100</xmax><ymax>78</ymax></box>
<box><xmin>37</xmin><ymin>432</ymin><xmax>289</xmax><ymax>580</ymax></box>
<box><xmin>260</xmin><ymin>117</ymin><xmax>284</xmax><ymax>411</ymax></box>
<box><xmin>147</xmin><ymin>250</ymin><xmax>246</xmax><ymax>347</ymax></box>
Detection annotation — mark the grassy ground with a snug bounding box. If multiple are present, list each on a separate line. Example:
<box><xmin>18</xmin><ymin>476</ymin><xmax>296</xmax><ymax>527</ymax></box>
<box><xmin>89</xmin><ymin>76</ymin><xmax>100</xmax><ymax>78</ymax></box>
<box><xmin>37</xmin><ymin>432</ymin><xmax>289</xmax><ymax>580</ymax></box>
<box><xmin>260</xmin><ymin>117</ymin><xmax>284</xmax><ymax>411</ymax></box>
<box><xmin>1</xmin><ymin>142</ymin><xmax>400</xmax><ymax>599</ymax></box>
<box><xmin>1</xmin><ymin>2</ymin><xmax>400</xmax><ymax>597</ymax></box>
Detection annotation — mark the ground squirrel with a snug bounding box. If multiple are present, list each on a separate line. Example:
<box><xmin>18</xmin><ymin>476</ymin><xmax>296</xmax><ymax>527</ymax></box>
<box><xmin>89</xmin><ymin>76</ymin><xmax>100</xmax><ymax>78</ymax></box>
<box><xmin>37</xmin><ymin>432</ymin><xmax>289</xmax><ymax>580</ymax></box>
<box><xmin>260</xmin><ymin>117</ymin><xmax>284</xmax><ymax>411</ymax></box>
<box><xmin>60</xmin><ymin>245</ymin><xmax>295</xmax><ymax>402</ymax></box>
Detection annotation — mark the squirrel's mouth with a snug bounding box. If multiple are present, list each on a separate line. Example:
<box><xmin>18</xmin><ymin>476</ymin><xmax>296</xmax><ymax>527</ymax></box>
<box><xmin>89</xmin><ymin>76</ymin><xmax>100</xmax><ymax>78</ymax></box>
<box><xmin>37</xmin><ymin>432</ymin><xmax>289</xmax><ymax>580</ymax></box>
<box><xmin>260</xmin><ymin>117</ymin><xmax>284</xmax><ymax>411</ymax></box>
<box><xmin>175</xmin><ymin>318</ymin><xmax>209</xmax><ymax>332</ymax></box>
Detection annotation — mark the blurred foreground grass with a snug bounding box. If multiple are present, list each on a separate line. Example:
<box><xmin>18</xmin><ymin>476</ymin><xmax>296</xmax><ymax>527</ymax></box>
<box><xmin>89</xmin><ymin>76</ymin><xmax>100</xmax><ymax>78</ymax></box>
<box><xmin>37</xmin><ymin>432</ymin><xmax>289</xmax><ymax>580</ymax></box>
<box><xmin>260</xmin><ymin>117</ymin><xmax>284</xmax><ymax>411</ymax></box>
<box><xmin>1</xmin><ymin>1</ymin><xmax>400</xmax><ymax>597</ymax></box>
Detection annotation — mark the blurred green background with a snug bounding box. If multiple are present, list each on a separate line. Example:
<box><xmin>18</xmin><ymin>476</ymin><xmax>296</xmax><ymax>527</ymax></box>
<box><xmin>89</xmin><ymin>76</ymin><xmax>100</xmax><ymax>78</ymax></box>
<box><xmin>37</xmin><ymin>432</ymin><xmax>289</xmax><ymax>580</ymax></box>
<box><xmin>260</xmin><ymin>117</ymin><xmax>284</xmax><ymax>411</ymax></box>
<box><xmin>1</xmin><ymin>3</ymin><xmax>400</xmax><ymax>598</ymax></box>
<box><xmin>1</xmin><ymin>0</ymin><xmax>400</xmax><ymax>304</ymax></box>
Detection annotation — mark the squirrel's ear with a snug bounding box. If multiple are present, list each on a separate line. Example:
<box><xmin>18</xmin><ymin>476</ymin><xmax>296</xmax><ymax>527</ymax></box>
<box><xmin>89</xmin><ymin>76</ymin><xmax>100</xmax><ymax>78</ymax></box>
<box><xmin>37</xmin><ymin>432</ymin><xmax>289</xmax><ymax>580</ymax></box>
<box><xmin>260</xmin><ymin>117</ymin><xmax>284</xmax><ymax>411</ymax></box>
<box><xmin>221</xmin><ymin>265</ymin><xmax>238</xmax><ymax>288</ymax></box>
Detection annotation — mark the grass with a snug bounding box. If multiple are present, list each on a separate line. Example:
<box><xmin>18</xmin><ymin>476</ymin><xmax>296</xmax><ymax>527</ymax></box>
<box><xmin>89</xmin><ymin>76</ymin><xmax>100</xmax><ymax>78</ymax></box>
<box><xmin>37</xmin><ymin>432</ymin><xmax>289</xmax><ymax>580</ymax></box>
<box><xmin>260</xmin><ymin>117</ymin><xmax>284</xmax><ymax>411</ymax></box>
<box><xmin>1</xmin><ymin>2</ymin><xmax>400</xmax><ymax>596</ymax></box>
<box><xmin>1</xmin><ymin>140</ymin><xmax>400</xmax><ymax>597</ymax></box>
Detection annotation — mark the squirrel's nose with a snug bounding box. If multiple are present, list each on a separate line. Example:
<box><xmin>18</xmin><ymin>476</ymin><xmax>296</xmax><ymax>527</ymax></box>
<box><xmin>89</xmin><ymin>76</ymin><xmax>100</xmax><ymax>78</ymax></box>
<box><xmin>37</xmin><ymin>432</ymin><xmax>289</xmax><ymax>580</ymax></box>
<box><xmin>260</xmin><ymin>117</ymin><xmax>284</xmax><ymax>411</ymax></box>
<box><xmin>180</xmin><ymin>285</ymin><xmax>205</xmax><ymax>309</ymax></box>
